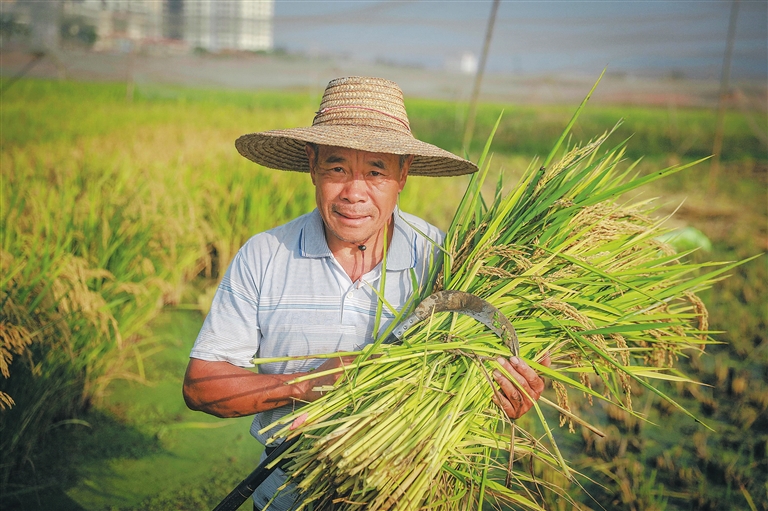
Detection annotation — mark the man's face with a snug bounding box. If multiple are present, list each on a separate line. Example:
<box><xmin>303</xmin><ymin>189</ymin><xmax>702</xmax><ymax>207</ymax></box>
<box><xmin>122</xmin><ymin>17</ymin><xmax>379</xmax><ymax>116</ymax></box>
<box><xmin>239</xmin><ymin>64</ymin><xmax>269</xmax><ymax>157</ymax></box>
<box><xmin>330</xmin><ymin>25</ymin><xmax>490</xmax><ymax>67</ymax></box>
<box><xmin>307</xmin><ymin>144</ymin><xmax>411</xmax><ymax>249</ymax></box>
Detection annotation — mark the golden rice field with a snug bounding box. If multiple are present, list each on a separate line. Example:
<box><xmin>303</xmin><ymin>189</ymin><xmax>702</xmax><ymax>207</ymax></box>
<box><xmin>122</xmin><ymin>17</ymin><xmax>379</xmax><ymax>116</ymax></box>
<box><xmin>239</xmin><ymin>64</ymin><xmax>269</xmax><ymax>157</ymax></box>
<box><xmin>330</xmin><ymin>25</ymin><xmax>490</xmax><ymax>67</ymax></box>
<box><xmin>1</xmin><ymin>77</ymin><xmax>765</xmax><ymax>511</ymax></box>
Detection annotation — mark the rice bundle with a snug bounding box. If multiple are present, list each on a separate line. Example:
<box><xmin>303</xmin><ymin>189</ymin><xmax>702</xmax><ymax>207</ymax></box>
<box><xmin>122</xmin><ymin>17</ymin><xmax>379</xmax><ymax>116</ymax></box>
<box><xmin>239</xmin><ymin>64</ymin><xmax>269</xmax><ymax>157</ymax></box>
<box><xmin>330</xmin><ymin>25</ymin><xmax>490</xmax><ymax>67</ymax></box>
<box><xmin>253</xmin><ymin>87</ymin><xmax>746</xmax><ymax>510</ymax></box>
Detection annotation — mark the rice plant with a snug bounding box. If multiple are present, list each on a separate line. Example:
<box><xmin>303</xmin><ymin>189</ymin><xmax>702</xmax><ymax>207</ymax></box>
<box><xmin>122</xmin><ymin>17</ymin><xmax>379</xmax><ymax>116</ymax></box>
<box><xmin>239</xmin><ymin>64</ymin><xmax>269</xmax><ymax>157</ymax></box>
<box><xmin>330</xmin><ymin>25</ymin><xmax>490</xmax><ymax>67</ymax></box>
<box><xmin>1</xmin><ymin>80</ymin><xmax>474</xmax><ymax>494</ymax></box>
<box><xmin>254</xmin><ymin>81</ymin><xmax>753</xmax><ymax>510</ymax></box>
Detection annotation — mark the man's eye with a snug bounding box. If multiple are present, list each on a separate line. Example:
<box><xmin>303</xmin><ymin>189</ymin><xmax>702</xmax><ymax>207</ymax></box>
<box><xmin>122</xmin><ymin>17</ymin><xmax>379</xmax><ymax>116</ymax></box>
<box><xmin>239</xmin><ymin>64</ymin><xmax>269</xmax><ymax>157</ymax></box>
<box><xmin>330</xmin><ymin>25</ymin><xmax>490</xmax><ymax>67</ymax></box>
<box><xmin>370</xmin><ymin>171</ymin><xmax>383</xmax><ymax>177</ymax></box>
<box><xmin>332</xmin><ymin>167</ymin><xmax>344</xmax><ymax>173</ymax></box>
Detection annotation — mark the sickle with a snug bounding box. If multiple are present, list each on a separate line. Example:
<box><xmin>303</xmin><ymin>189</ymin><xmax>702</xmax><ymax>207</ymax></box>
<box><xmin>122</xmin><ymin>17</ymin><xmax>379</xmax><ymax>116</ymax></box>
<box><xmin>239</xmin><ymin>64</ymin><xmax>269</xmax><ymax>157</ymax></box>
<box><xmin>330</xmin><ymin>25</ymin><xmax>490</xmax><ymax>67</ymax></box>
<box><xmin>386</xmin><ymin>290</ymin><xmax>519</xmax><ymax>357</ymax></box>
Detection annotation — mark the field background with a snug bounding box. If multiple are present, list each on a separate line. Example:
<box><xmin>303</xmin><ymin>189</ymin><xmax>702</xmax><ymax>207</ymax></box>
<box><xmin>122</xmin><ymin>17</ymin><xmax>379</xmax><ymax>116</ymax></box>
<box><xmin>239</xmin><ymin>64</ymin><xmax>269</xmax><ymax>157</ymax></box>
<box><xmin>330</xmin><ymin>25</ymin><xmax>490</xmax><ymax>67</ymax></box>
<box><xmin>1</xmin><ymin>71</ymin><xmax>766</xmax><ymax>511</ymax></box>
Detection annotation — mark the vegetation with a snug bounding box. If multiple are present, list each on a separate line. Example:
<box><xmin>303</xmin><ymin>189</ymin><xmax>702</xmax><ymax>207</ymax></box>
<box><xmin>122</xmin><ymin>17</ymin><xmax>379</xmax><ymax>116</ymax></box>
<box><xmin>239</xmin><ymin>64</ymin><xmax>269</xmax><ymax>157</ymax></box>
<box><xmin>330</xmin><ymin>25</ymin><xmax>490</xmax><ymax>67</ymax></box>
<box><xmin>254</xmin><ymin>88</ymin><xmax>753</xmax><ymax>509</ymax></box>
<box><xmin>0</xmin><ymin>78</ymin><xmax>765</xmax><ymax>510</ymax></box>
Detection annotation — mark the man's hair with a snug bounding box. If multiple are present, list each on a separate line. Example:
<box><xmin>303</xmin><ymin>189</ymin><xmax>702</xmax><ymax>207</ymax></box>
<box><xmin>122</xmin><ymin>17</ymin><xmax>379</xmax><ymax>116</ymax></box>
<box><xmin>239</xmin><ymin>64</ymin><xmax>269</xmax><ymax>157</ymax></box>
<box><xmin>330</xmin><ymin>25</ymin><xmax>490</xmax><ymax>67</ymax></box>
<box><xmin>306</xmin><ymin>142</ymin><xmax>410</xmax><ymax>171</ymax></box>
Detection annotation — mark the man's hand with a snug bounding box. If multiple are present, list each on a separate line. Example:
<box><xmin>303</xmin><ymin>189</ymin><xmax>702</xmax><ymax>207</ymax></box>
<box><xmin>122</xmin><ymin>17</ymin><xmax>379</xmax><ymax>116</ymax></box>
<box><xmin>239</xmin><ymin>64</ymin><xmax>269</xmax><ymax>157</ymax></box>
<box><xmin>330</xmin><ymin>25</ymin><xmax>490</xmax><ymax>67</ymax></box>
<box><xmin>492</xmin><ymin>353</ymin><xmax>551</xmax><ymax>420</ymax></box>
<box><xmin>301</xmin><ymin>355</ymin><xmax>358</xmax><ymax>401</ymax></box>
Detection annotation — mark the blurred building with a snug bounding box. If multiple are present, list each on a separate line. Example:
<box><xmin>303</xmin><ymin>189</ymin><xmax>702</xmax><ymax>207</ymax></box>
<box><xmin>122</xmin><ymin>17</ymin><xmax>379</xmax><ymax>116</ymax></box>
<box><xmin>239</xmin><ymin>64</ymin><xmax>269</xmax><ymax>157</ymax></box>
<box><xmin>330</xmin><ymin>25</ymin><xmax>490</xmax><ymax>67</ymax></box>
<box><xmin>6</xmin><ymin>0</ymin><xmax>274</xmax><ymax>53</ymax></box>
<box><xmin>184</xmin><ymin>0</ymin><xmax>273</xmax><ymax>52</ymax></box>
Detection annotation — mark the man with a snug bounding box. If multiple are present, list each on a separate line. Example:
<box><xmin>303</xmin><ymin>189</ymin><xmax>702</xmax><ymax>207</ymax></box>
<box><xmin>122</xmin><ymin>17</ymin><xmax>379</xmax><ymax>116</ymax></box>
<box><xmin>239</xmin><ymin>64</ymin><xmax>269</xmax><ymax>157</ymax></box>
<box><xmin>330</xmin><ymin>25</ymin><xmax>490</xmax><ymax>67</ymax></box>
<box><xmin>182</xmin><ymin>76</ymin><xmax>549</xmax><ymax>510</ymax></box>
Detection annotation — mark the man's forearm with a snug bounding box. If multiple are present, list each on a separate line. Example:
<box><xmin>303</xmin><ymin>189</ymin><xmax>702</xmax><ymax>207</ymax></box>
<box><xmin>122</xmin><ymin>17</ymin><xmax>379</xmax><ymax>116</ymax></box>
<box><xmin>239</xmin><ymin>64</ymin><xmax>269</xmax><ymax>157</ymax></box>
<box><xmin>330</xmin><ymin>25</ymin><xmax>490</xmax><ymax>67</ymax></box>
<box><xmin>182</xmin><ymin>358</ymin><xmax>310</xmax><ymax>418</ymax></box>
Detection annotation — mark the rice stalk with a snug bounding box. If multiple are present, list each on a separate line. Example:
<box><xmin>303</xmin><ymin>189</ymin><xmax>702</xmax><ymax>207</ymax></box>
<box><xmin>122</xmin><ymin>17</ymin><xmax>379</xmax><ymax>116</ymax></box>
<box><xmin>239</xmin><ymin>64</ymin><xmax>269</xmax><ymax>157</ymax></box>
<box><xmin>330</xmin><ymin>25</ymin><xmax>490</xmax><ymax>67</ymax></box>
<box><xmin>251</xmin><ymin>80</ymin><xmax>753</xmax><ymax>509</ymax></box>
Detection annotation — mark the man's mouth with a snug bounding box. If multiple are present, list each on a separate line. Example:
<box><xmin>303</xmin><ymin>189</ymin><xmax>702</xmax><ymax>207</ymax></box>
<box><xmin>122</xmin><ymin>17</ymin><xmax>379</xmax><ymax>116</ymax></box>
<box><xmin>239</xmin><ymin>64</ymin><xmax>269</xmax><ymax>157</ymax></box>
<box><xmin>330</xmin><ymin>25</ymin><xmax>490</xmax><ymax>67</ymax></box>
<box><xmin>332</xmin><ymin>207</ymin><xmax>372</xmax><ymax>222</ymax></box>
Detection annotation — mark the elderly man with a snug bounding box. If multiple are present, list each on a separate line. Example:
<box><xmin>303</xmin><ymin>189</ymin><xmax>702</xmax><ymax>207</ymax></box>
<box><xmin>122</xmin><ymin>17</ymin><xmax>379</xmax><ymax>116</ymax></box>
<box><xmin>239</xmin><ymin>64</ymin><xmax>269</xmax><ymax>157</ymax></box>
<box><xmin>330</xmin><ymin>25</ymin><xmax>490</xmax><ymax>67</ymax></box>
<box><xmin>182</xmin><ymin>77</ymin><xmax>549</xmax><ymax>510</ymax></box>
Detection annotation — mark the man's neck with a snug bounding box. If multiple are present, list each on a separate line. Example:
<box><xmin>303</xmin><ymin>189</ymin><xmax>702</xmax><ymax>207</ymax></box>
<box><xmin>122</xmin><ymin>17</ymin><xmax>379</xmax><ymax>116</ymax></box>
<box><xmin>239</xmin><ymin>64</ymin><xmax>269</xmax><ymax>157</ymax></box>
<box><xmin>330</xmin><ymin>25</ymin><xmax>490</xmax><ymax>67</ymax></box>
<box><xmin>325</xmin><ymin>217</ymin><xmax>394</xmax><ymax>282</ymax></box>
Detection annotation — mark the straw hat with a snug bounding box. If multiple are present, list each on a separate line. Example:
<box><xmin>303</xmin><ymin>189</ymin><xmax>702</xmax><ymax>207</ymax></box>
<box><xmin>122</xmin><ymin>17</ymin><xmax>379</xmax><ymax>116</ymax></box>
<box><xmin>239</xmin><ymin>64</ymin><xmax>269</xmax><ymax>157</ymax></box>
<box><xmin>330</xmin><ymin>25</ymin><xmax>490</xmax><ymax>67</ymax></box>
<box><xmin>235</xmin><ymin>76</ymin><xmax>478</xmax><ymax>177</ymax></box>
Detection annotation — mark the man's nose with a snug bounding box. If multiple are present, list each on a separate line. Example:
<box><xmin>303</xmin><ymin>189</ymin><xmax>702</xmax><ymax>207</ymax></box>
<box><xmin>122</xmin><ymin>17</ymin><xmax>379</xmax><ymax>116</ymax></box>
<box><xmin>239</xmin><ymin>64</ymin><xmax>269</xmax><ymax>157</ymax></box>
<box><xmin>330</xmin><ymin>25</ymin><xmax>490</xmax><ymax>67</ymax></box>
<box><xmin>340</xmin><ymin>174</ymin><xmax>367</xmax><ymax>202</ymax></box>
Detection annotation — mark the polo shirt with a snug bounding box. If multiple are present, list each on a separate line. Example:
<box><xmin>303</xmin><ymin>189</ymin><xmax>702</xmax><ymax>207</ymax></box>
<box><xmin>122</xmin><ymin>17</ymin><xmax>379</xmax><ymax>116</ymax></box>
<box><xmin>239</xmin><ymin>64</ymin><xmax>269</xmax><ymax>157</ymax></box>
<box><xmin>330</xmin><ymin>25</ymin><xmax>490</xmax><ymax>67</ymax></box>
<box><xmin>190</xmin><ymin>207</ymin><xmax>444</xmax><ymax>510</ymax></box>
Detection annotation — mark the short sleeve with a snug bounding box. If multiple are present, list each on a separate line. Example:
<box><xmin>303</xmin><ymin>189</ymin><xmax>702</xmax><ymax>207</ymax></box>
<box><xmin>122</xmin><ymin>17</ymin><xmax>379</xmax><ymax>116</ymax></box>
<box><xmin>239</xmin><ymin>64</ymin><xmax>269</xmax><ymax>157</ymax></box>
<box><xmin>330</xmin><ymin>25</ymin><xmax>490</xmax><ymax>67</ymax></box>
<box><xmin>189</xmin><ymin>247</ymin><xmax>262</xmax><ymax>367</ymax></box>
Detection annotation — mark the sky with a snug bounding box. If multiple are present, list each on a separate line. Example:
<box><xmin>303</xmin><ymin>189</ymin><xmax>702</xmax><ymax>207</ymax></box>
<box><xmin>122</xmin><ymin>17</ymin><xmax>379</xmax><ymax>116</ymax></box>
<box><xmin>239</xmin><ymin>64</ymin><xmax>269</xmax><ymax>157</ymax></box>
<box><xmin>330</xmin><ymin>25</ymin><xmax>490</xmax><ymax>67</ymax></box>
<box><xmin>272</xmin><ymin>0</ymin><xmax>768</xmax><ymax>80</ymax></box>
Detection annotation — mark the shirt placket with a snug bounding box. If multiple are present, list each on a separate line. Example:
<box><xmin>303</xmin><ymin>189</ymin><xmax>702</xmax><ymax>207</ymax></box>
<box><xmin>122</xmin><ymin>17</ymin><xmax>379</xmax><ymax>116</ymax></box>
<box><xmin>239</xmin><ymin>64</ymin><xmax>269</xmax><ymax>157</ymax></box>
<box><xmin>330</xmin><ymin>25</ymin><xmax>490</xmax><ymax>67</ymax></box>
<box><xmin>339</xmin><ymin>266</ymin><xmax>382</xmax><ymax>323</ymax></box>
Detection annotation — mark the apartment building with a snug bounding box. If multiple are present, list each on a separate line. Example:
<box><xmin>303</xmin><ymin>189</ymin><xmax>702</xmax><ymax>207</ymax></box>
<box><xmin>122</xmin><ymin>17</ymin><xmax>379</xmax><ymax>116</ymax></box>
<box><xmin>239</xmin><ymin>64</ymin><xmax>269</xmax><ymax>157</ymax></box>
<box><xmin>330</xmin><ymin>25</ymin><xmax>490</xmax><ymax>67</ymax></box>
<box><xmin>13</xmin><ymin>0</ymin><xmax>275</xmax><ymax>53</ymax></box>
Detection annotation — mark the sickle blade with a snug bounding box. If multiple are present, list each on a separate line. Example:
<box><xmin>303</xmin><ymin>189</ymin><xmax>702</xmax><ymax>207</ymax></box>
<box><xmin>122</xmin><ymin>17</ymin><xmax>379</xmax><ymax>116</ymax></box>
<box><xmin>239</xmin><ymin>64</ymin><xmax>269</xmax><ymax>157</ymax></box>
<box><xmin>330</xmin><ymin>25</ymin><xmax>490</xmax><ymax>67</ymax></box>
<box><xmin>387</xmin><ymin>290</ymin><xmax>519</xmax><ymax>356</ymax></box>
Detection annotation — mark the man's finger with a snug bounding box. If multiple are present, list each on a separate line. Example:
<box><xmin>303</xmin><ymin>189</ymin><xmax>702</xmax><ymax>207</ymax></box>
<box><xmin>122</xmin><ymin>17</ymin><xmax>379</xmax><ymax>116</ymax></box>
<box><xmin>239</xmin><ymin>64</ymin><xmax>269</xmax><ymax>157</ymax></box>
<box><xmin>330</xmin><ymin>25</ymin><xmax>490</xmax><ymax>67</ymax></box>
<box><xmin>509</xmin><ymin>356</ymin><xmax>546</xmax><ymax>395</ymax></box>
<box><xmin>492</xmin><ymin>392</ymin><xmax>519</xmax><ymax>418</ymax></box>
<box><xmin>492</xmin><ymin>377</ymin><xmax>532</xmax><ymax>420</ymax></box>
<box><xmin>493</xmin><ymin>363</ymin><xmax>534</xmax><ymax>410</ymax></box>
<box><xmin>495</xmin><ymin>357</ymin><xmax>536</xmax><ymax>398</ymax></box>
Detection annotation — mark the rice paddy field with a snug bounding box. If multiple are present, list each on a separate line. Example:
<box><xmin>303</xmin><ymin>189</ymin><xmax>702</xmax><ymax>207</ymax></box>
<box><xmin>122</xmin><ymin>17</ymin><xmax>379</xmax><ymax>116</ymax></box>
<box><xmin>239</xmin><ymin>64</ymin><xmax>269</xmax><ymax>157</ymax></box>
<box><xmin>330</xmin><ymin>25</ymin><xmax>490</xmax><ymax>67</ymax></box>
<box><xmin>1</xmin><ymin>77</ymin><xmax>766</xmax><ymax>511</ymax></box>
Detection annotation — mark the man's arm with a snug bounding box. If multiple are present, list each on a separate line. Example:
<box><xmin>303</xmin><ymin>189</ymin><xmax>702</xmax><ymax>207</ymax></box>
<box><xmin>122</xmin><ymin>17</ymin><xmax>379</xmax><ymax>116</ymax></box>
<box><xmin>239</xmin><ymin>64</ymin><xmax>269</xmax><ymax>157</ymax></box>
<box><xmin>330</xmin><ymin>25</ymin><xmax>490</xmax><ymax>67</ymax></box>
<box><xmin>182</xmin><ymin>356</ymin><xmax>354</xmax><ymax>418</ymax></box>
<box><xmin>183</xmin><ymin>353</ymin><xmax>550</xmax><ymax>420</ymax></box>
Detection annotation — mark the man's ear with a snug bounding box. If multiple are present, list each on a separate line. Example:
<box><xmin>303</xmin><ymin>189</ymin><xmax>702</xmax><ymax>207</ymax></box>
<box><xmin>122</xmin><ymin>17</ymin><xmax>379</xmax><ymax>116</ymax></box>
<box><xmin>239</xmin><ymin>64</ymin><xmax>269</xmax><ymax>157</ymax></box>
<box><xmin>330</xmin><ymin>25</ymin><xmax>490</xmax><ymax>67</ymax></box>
<box><xmin>305</xmin><ymin>144</ymin><xmax>317</xmax><ymax>185</ymax></box>
<box><xmin>398</xmin><ymin>155</ymin><xmax>413</xmax><ymax>192</ymax></box>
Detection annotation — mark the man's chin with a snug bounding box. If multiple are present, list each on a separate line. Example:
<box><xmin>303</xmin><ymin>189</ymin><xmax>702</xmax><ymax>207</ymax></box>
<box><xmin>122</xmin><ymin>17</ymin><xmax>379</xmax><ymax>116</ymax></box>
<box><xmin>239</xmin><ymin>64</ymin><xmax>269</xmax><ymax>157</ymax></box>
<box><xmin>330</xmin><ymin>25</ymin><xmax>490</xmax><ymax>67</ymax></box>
<box><xmin>328</xmin><ymin>225</ymin><xmax>376</xmax><ymax>246</ymax></box>
<box><xmin>337</xmin><ymin>231</ymin><xmax>373</xmax><ymax>245</ymax></box>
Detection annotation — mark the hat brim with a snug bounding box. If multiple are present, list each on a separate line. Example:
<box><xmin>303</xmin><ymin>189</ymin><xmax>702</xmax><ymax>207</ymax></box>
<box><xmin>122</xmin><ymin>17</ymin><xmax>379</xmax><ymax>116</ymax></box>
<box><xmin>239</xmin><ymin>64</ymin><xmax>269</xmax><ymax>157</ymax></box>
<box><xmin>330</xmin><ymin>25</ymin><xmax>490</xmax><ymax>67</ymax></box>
<box><xmin>235</xmin><ymin>125</ymin><xmax>478</xmax><ymax>177</ymax></box>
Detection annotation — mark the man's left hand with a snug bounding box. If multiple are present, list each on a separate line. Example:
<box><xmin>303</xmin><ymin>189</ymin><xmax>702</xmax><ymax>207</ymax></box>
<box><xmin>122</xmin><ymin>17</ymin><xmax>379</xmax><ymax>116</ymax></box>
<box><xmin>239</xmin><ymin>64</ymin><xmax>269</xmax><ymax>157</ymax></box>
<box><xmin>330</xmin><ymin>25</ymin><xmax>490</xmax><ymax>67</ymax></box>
<box><xmin>492</xmin><ymin>353</ymin><xmax>551</xmax><ymax>419</ymax></box>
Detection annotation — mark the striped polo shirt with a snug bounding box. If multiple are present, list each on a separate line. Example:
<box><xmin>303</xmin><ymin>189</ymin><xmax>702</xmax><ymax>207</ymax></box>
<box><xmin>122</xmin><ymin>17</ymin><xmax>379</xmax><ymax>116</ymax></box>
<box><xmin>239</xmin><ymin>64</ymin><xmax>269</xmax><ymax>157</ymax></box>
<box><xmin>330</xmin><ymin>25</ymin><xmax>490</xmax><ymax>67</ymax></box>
<box><xmin>190</xmin><ymin>207</ymin><xmax>443</xmax><ymax>510</ymax></box>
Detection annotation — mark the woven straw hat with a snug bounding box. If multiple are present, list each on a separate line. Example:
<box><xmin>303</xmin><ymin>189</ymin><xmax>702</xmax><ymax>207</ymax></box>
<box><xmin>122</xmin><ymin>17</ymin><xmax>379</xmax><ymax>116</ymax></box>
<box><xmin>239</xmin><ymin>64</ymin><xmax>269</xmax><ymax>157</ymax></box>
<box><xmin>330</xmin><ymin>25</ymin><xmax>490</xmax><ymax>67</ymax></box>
<box><xmin>235</xmin><ymin>76</ymin><xmax>478</xmax><ymax>177</ymax></box>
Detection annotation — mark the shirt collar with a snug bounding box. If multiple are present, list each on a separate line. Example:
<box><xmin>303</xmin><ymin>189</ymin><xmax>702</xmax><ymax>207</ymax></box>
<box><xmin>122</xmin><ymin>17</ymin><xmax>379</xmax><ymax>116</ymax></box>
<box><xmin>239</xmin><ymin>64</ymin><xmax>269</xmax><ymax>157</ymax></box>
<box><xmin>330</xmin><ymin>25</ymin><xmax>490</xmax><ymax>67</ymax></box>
<box><xmin>299</xmin><ymin>207</ymin><xmax>417</xmax><ymax>271</ymax></box>
<box><xmin>300</xmin><ymin>209</ymin><xmax>333</xmax><ymax>259</ymax></box>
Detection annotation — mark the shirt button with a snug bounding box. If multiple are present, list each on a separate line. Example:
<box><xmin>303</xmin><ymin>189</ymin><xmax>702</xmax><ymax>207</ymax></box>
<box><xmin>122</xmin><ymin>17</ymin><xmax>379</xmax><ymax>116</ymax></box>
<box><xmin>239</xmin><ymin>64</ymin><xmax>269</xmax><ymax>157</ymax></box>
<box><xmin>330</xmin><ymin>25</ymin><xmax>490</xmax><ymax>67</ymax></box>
<box><xmin>347</xmin><ymin>292</ymin><xmax>353</xmax><ymax>298</ymax></box>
